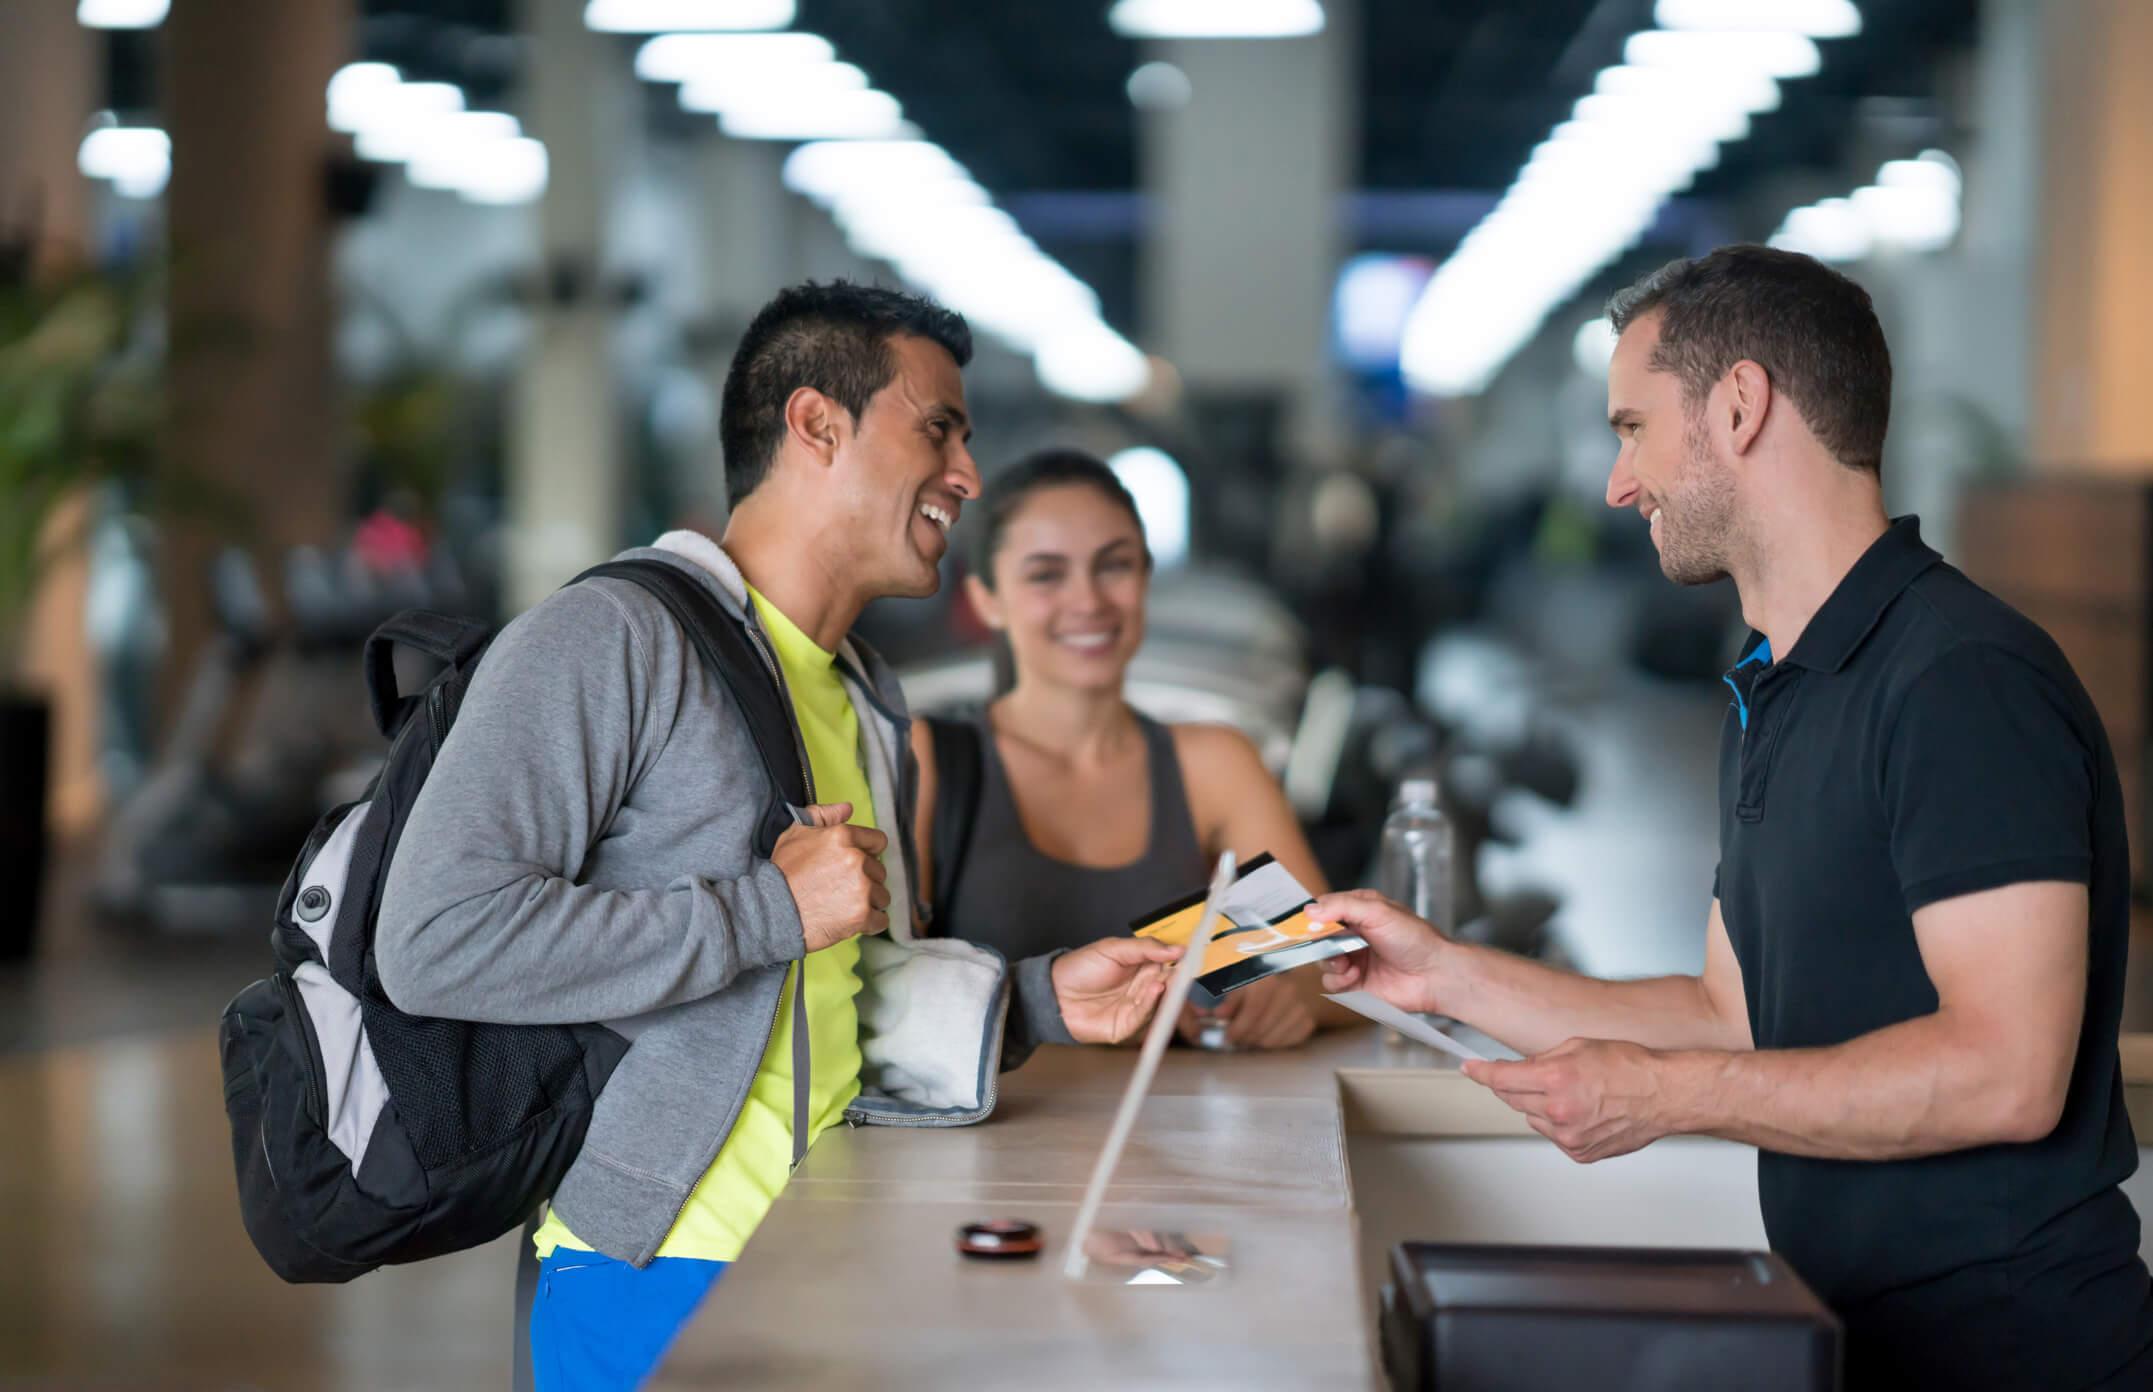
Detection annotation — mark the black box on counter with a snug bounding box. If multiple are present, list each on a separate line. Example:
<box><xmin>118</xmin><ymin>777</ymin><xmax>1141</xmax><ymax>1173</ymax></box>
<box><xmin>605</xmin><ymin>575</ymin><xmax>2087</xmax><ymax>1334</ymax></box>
<box><xmin>1378</xmin><ymin>1242</ymin><xmax>1840</xmax><ymax>1392</ymax></box>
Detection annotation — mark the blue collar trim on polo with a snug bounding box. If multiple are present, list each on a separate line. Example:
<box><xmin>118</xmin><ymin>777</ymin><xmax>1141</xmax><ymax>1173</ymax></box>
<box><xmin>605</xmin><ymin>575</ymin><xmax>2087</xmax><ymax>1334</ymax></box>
<box><xmin>1723</xmin><ymin>636</ymin><xmax>1774</xmax><ymax>731</ymax></box>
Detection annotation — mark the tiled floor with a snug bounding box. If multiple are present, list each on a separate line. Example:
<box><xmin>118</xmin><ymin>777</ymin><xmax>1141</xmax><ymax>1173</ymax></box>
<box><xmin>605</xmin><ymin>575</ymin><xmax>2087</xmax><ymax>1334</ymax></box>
<box><xmin>2</xmin><ymin>671</ymin><xmax>2147</xmax><ymax>1389</ymax></box>
<box><xmin>0</xmin><ymin>1033</ymin><xmax>519</xmax><ymax>1391</ymax></box>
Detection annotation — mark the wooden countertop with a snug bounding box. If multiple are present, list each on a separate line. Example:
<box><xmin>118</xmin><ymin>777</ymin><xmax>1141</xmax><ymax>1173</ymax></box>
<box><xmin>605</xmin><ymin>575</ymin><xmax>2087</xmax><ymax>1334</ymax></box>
<box><xmin>654</xmin><ymin>1030</ymin><xmax>2153</xmax><ymax>1389</ymax></box>
<box><xmin>653</xmin><ymin>1030</ymin><xmax>1436</xmax><ymax>1390</ymax></box>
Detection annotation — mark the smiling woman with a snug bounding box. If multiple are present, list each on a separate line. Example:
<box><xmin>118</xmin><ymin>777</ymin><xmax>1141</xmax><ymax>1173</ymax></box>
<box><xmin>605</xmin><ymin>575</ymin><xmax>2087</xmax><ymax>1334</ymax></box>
<box><xmin>910</xmin><ymin>449</ymin><xmax>1358</xmax><ymax>1051</ymax></box>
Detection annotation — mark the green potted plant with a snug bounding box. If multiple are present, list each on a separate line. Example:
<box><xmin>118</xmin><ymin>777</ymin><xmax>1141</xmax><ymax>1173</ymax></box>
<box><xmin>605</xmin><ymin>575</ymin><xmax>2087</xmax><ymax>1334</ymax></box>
<box><xmin>0</xmin><ymin>256</ymin><xmax>163</xmax><ymax>961</ymax></box>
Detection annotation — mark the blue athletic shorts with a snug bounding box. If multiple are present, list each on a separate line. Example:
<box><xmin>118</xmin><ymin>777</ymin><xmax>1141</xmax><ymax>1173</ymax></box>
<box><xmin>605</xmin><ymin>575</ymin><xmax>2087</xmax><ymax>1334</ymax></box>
<box><xmin>528</xmin><ymin>1247</ymin><xmax>727</xmax><ymax>1391</ymax></box>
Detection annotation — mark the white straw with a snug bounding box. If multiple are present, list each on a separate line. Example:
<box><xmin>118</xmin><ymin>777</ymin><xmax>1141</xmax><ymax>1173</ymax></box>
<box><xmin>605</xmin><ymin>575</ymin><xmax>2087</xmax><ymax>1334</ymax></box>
<box><xmin>1062</xmin><ymin>850</ymin><xmax>1236</xmax><ymax>1280</ymax></box>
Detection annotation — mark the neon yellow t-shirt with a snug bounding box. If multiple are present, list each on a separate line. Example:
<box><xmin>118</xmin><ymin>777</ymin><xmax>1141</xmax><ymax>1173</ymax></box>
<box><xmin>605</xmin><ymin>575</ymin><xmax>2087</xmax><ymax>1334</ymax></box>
<box><xmin>534</xmin><ymin>586</ymin><xmax>868</xmax><ymax>1262</ymax></box>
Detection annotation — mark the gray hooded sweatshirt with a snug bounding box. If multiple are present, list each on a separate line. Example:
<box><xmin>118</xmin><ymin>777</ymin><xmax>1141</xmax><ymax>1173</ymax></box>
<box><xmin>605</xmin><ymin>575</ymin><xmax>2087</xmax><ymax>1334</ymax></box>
<box><xmin>375</xmin><ymin>531</ymin><xmax>1073</xmax><ymax>1266</ymax></box>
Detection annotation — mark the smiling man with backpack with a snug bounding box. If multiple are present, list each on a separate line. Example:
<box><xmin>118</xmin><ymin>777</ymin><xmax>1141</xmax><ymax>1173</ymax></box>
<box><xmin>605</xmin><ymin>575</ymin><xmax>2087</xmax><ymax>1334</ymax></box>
<box><xmin>371</xmin><ymin>282</ymin><xmax>1182</xmax><ymax>1389</ymax></box>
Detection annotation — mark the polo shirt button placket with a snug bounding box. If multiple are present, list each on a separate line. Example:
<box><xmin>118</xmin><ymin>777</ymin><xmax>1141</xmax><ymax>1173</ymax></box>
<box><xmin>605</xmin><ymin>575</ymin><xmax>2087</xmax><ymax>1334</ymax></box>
<box><xmin>1732</xmin><ymin>662</ymin><xmax>1789</xmax><ymax>824</ymax></box>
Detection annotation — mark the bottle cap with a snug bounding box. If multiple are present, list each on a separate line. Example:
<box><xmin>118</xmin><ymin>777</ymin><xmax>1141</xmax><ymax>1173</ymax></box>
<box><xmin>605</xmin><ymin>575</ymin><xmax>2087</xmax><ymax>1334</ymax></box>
<box><xmin>1396</xmin><ymin>776</ymin><xmax>1438</xmax><ymax>808</ymax></box>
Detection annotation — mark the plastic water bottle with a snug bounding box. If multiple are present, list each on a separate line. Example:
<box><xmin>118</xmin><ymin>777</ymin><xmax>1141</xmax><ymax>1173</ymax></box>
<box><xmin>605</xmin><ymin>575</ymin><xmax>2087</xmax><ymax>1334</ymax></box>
<box><xmin>1378</xmin><ymin>776</ymin><xmax>1454</xmax><ymax>935</ymax></box>
<box><xmin>1375</xmin><ymin>777</ymin><xmax>1454</xmax><ymax>1046</ymax></box>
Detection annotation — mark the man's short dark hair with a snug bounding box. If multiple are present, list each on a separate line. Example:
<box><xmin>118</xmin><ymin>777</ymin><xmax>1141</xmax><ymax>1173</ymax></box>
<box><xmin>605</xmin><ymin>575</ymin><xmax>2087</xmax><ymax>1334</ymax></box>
<box><xmin>1606</xmin><ymin>244</ymin><xmax>1892</xmax><ymax>475</ymax></box>
<box><xmin>719</xmin><ymin>280</ymin><xmax>973</xmax><ymax>506</ymax></box>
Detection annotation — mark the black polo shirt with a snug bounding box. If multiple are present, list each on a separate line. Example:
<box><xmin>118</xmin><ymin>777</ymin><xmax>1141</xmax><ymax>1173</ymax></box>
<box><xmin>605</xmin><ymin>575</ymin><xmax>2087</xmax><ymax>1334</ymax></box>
<box><xmin>1715</xmin><ymin>517</ymin><xmax>2151</xmax><ymax>1390</ymax></box>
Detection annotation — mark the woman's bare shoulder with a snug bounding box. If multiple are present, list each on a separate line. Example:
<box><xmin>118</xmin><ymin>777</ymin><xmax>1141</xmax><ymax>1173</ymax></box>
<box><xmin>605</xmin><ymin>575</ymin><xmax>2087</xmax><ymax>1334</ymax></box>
<box><xmin>1168</xmin><ymin>720</ymin><xmax>1269</xmax><ymax>783</ymax></box>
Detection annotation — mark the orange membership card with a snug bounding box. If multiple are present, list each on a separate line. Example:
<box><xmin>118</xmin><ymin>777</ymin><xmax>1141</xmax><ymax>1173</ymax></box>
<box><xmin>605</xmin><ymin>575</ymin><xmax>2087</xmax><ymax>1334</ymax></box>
<box><xmin>1131</xmin><ymin>854</ymin><xmax>1367</xmax><ymax>1004</ymax></box>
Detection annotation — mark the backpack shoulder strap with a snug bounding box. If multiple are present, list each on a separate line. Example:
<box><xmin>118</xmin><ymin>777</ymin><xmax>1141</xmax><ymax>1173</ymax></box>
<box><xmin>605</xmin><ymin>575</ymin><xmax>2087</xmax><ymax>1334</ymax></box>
<box><xmin>926</xmin><ymin>712</ymin><xmax>984</xmax><ymax>931</ymax></box>
<box><xmin>573</xmin><ymin>558</ymin><xmax>806</xmax><ymax>857</ymax></box>
<box><xmin>363</xmin><ymin>610</ymin><xmax>493</xmax><ymax>738</ymax></box>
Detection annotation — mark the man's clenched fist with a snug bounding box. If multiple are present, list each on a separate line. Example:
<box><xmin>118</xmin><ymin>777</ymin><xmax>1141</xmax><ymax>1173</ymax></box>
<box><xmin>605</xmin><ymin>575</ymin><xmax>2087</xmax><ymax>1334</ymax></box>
<box><xmin>772</xmin><ymin>802</ymin><xmax>891</xmax><ymax>951</ymax></box>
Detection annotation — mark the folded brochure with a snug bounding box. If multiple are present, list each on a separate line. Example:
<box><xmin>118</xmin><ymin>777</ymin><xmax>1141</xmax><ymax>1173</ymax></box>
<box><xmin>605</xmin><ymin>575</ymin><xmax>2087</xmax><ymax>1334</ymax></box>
<box><xmin>1131</xmin><ymin>854</ymin><xmax>1368</xmax><ymax>1005</ymax></box>
<box><xmin>1323</xmin><ymin>989</ymin><xmax>1488</xmax><ymax>1061</ymax></box>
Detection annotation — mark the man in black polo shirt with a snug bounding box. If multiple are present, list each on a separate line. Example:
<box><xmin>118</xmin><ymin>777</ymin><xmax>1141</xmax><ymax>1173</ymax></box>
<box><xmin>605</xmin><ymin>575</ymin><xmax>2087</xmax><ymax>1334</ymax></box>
<box><xmin>1312</xmin><ymin>245</ymin><xmax>2153</xmax><ymax>1390</ymax></box>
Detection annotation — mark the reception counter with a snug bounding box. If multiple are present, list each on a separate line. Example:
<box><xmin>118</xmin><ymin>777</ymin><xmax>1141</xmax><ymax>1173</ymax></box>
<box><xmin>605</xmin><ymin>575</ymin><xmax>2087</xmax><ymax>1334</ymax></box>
<box><xmin>654</xmin><ymin>1027</ymin><xmax>2153</xmax><ymax>1390</ymax></box>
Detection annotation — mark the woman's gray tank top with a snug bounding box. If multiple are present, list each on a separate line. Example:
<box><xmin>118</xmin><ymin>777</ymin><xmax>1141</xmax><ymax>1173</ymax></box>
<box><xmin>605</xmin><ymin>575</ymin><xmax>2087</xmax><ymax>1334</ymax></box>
<box><xmin>940</xmin><ymin>709</ymin><xmax>1210</xmax><ymax>961</ymax></box>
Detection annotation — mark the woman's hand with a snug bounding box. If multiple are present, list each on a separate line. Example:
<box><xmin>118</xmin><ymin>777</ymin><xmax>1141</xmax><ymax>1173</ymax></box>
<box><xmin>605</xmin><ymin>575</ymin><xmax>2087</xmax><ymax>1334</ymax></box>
<box><xmin>1052</xmin><ymin>937</ymin><xmax>1184</xmax><ymax>1044</ymax></box>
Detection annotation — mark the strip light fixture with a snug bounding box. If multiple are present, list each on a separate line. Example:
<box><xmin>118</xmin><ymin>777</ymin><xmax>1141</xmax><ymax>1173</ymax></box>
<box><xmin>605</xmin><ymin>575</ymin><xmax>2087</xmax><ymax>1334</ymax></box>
<box><xmin>640</xmin><ymin>35</ymin><xmax>1149</xmax><ymax>403</ymax></box>
<box><xmin>328</xmin><ymin>62</ymin><xmax>547</xmax><ymax>205</ymax></box>
<box><xmin>77</xmin><ymin>0</ymin><xmax>168</xmax><ymax>29</ymax></box>
<box><xmin>1654</xmin><ymin>0</ymin><xmax>1860</xmax><ymax>38</ymax></box>
<box><xmin>77</xmin><ymin>118</ymin><xmax>170</xmax><ymax>199</ymax></box>
<box><xmin>1107</xmin><ymin>0</ymin><xmax>1325</xmax><ymax>39</ymax></box>
<box><xmin>1769</xmin><ymin>150</ymin><xmax>1961</xmax><ymax>263</ymax></box>
<box><xmin>1400</xmin><ymin>6</ymin><xmax>1860</xmax><ymax>396</ymax></box>
<box><xmin>585</xmin><ymin>0</ymin><xmax>794</xmax><ymax>32</ymax></box>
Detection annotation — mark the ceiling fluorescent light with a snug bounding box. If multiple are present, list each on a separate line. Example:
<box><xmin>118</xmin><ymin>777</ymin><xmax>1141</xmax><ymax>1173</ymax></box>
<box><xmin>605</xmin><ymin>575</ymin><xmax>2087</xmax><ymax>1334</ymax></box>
<box><xmin>1593</xmin><ymin>63</ymin><xmax>1780</xmax><ymax>115</ymax></box>
<box><xmin>1654</xmin><ymin>0</ymin><xmax>1861</xmax><ymax>39</ymax></box>
<box><xmin>327</xmin><ymin>63</ymin><xmax>404</xmax><ymax>133</ymax></box>
<box><xmin>608</xmin><ymin>4</ymin><xmax>1159</xmax><ymax>404</ymax></box>
<box><xmin>680</xmin><ymin>61</ymin><xmax>866</xmax><ymax>113</ymax></box>
<box><xmin>351</xmin><ymin>82</ymin><xmax>468</xmax><ymax>163</ymax></box>
<box><xmin>77</xmin><ymin>0</ymin><xmax>168</xmax><ymax>29</ymax></box>
<box><xmin>585</xmin><ymin>0</ymin><xmax>793</xmax><ymax>33</ymax></box>
<box><xmin>1036</xmin><ymin>322</ymin><xmax>1152</xmax><ymax>403</ymax></box>
<box><xmin>1771</xmin><ymin>198</ymin><xmax>1872</xmax><ymax>262</ymax></box>
<box><xmin>945</xmin><ymin>282</ymin><xmax>1099</xmax><ymax>354</ymax></box>
<box><xmin>405</xmin><ymin>113</ymin><xmax>524</xmax><ymax>189</ymax></box>
<box><xmin>782</xmin><ymin>140</ymin><xmax>968</xmax><ymax>201</ymax></box>
<box><xmin>1850</xmin><ymin>183</ymin><xmax>1957</xmax><ymax>251</ymax></box>
<box><xmin>775</xmin><ymin>131</ymin><xmax>1143</xmax><ymax>399</ymax></box>
<box><xmin>840</xmin><ymin>203</ymin><xmax>1028</xmax><ymax>263</ymax></box>
<box><xmin>1572</xmin><ymin>92</ymin><xmax>1750</xmax><ymax>144</ymax></box>
<box><xmin>1770</xmin><ymin>149</ymin><xmax>1961</xmax><ymax>262</ymax></box>
<box><xmin>823</xmin><ymin>178</ymin><xmax>992</xmax><ymax>229</ymax></box>
<box><xmin>1108</xmin><ymin>0</ymin><xmax>1324</xmax><ymax>40</ymax></box>
<box><xmin>1530</xmin><ymin>124</ymin><xmax>1718</xmax><ymax>191</ymax></box>
<box><xmin>635</xmin><ymin>32</ymin><xmax>834</xmax><ymax>81</ymax></box>
<box><xmin>78</xmin><ymin>125</ymin><xmax>171</xmax><ymax>198</ymax></box>
<box><xmin>1625</xmin><ymin>29</ymin><xmax>1821</xmax><ymax>79</ymax></box>
<box><xmin>1401</xmin><ymin>9</ymin><xmax>1842</xmax><ymax>397</ymax></box>
<box><xmin>457</xmin><ymin>137</ymin><xmax>550</xmax><ymax>205</ymax></box>
<box><xmin>719</xmin><ymin>89</ymin><xmax>908</xmax><ymax>141</ymax></box>
<box><xmin>1877</xmin><ymin>153</ymin><xmax>1961</xmax><ymax>197</ymax></box>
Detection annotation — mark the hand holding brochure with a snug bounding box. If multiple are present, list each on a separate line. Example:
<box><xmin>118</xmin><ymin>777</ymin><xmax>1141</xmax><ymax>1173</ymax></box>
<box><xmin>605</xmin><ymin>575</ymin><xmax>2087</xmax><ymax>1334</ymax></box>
<box><xmin>1131</xmin><ymin>855</ymin><xmax>1368</xmax><ymax>1005</ymax></box>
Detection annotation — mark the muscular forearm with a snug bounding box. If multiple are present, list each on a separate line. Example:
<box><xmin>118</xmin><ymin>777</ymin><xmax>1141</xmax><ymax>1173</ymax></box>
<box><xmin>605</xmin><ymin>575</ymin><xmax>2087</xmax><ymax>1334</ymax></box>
<box><xmin>1663</xmin><ymin>1012</ymin><xmax>2064</xmax><ymax>1160</ymax></box>
<box><xmin>1449</xmin><ymin>941</ymin><xmax>1746</xmax><ymax>1056</ymax></box>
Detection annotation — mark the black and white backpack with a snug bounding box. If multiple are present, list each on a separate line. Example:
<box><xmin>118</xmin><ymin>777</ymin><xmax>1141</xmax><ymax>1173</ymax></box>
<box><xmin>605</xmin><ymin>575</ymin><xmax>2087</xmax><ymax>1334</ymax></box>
<box><xmin>218</xmin><ymin>558</ymin><xmax>805</xmax><ymax>1282</ymax></box>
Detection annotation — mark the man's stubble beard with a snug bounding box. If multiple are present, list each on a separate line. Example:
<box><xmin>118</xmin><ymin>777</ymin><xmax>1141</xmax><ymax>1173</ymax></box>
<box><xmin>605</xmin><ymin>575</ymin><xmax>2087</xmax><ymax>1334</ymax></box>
<box><xmin>1657</xmin><ymin>414</ymin><xmax>1742</xmax><ymax>588</ymax></box>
